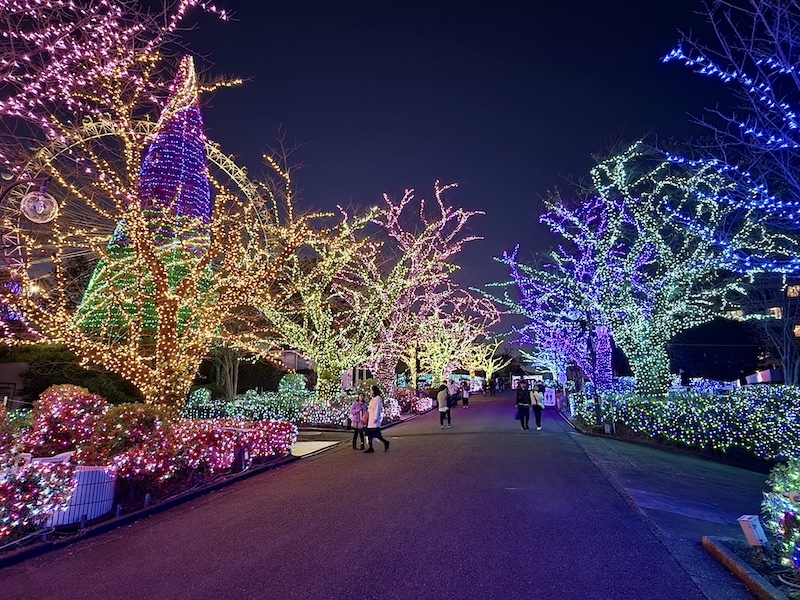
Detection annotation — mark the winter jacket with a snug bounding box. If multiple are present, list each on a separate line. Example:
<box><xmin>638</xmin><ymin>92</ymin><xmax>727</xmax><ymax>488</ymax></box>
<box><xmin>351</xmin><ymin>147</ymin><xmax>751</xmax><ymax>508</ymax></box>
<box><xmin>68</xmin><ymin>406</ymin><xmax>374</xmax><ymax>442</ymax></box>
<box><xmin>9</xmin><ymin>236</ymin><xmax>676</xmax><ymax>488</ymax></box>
<box><xmin>436</xmin><ymin>388</ymin><xmax>448</xmax><ymax>412</ymax></box>
<box><xmin>349</xmin><ymin>401</ymin><xmax>368</xmax><ymax>429</ymax></box>
<box><xmin>367</xmin><ymin>395</ymin><xmax>384</xmax><ymax>428</ymax></box>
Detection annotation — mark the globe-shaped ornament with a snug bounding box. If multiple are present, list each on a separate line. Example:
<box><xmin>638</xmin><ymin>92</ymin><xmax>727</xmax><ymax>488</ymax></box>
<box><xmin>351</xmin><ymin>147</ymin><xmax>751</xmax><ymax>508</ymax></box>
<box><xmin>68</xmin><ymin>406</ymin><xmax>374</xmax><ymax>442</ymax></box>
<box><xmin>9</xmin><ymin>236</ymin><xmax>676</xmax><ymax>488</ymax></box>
<box><xmin>20</xmin><ymin>191</ymin><xmax>59</xmax><ymax>224</ymax></box>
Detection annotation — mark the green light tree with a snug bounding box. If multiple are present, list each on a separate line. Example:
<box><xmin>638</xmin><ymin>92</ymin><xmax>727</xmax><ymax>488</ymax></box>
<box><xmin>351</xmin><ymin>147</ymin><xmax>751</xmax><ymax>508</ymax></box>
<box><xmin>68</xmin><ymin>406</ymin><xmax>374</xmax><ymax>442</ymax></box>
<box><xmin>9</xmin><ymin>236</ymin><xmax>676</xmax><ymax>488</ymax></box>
<box><xmin>544</xmin><ymin>142</ymin><xmax>768</xmax><ymax>396</ymax></box>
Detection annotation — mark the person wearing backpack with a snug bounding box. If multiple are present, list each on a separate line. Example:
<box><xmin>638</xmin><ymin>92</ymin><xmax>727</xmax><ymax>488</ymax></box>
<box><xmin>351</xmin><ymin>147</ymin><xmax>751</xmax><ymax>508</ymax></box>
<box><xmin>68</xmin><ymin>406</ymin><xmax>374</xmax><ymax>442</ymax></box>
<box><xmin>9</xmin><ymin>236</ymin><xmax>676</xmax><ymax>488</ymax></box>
<box><xmin>349</xmin><ymin>393</ymin><xmax>368</xmax><ymax>450</ymax></box>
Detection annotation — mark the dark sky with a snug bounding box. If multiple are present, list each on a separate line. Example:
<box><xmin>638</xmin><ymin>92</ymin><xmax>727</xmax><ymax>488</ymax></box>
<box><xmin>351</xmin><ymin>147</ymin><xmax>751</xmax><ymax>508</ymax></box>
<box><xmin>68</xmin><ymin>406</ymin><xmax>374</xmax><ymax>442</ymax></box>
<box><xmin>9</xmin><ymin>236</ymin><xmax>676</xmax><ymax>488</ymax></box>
<box><xmin>184</xmin><ymin>0</ymin><xmax>717</xmax><ymax>292</ymax></box>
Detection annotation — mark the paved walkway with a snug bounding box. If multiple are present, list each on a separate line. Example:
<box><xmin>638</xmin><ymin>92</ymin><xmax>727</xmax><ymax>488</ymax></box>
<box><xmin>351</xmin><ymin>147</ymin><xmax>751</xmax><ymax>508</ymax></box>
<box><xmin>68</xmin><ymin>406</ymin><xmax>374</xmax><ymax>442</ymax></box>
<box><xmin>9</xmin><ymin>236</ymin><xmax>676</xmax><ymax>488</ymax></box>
<box><xmin>0</xmin><ymin>393</ymin><xmax>768</xmax><ymax>599</ymax></box>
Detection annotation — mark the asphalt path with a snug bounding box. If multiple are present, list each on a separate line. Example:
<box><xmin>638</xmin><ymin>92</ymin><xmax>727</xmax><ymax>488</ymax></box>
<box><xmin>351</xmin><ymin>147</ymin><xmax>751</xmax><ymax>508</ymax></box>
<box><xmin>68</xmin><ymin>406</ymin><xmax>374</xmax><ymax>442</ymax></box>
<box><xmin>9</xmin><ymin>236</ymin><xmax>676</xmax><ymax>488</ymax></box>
<box><xmin>0</xmin><ymin>393</ymin><xmax>760</xmax><ymax>600</ymax></box>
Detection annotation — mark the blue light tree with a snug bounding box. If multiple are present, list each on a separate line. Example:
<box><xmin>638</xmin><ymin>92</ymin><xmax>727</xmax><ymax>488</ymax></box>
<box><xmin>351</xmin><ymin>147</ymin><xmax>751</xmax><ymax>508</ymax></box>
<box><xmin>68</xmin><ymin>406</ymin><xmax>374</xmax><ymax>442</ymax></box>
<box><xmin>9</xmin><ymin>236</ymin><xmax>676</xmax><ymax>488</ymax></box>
<box><xmin>664</xmin><ymin>0</ymin><xmax>800</xmax><ymax>273</ymax></box>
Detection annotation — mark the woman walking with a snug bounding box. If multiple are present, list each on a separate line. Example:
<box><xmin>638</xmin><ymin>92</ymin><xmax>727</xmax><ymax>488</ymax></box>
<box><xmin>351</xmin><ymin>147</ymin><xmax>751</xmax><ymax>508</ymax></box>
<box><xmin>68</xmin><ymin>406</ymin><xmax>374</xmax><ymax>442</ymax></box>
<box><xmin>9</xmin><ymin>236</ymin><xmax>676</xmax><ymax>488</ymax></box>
<box><xmin>515</xmin><ymin>380</ymin><xmax>531</xmax><ymax>430</ymax></box>
<box><xmin>364</xmin><ymin>385</ymin><xmax>390</xmax><ymax>453</ymax></box>
<box><xmin>531</xmin><ymin>384</ymin><xmax>545</xmax><ymax>431</ymax></box>
<box><xmin>436</xmin><ymin>384</ymin><xmax>451</xmax><ymax>429</ymax></box>
<box><xmin>349</xmin><ymin>393</ymin><xmax>368</xmax><ymax>450</ymax></box>
<box><xmin>462</xmin><ymin>382</ymin><xmax>470</xmax><ymax>408</ymax></box>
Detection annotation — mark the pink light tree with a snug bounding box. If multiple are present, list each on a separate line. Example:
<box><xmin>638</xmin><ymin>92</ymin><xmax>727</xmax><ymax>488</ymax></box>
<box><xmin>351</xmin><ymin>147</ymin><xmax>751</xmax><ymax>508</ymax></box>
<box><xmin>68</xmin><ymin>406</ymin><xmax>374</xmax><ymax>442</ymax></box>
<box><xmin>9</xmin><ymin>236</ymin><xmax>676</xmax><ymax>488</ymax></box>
<box><xmin>368</xmin><ymin>182</ymin><xmax>487</xmax><ymax>392</ymax></box>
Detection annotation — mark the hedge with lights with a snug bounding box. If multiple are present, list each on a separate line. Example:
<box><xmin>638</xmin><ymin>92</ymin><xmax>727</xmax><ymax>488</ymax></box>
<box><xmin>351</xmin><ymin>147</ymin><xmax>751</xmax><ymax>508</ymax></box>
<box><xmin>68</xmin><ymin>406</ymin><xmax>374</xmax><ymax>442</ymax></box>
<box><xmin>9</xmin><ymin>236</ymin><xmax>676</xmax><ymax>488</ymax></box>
<box><xmin>571</xmin><ymin>385</ymin><xmax>800</xmax><ymax>460</ymax></box>
<box><xmin>0</xmin><ymin>384</ymin><xmax>298</xmax><ymax>540</ymax></box>
<box><xmin>0</xmin><ymin>459</ymin><xmax>78</xmax><ymax>541</ymax></box>
<box><xmin>185</xmin><ymin>375</ymin><xmax>404</xmax><ymax>426</ymax></box>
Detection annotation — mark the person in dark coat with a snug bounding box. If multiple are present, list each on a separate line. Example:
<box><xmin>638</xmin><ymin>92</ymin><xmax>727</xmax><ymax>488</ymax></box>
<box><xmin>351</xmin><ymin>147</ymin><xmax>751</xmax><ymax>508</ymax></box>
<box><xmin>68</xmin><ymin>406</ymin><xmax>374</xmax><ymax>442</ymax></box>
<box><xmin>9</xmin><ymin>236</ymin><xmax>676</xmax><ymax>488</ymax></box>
<box><xmin>515</xmin><ymin>380</ymin><xmax>531</xmax><ymax>430</ymax></box>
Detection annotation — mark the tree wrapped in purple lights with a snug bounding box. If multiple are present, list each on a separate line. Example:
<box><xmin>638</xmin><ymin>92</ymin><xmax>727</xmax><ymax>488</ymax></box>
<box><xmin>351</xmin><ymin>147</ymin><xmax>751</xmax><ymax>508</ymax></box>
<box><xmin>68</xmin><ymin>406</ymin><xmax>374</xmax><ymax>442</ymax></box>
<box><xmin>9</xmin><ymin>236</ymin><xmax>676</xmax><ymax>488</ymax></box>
<box><xmin>491</xmin><ymin>244</ymin><xmax>612</xmax><ymax>388</ymax></box>
<box><xmin>541</xmin><ymin>142</ymin><xmax>765</xmax><ymax>396</ymax></box>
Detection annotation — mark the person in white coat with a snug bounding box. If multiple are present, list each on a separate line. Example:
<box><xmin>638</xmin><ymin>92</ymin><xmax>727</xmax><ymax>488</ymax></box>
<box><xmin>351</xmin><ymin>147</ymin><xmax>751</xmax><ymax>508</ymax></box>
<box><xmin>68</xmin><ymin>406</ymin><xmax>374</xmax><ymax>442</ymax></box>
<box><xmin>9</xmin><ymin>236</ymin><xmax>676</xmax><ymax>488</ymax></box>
<box><xmin>364</xmin><ymin>385</ymin><xmax>390</xmax><ymax>453</ymax></box>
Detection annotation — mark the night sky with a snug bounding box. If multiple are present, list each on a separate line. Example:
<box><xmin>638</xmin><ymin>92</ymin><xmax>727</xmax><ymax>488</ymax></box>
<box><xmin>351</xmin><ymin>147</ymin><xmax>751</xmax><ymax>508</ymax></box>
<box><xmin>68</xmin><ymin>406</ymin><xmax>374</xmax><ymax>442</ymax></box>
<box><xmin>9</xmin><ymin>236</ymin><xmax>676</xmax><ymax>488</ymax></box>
<box><xmin>185</xmin><ymin>0</ymin><xmax>717</xmax><ymax>292</ymax></box>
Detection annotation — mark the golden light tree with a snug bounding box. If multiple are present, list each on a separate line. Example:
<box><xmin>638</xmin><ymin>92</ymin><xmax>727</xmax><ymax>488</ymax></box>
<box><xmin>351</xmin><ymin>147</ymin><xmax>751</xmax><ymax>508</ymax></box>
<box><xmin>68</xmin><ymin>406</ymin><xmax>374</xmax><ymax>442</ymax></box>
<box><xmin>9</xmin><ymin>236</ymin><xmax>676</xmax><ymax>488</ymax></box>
<box><xmin>462</xmin><ymin>339</ymin><xmax>512</xmax><ymax>383</ymax></box>
<box><xmin>254</xmin><ymin>206</ymin><xmax>410</xmax><ymax>403</ymax></box>
<box><xmin>413</xmin><ymin>293</ymin><xmax>500</xmax><ymax>386</ymax></box>
<box><xmin>0</xmin><ymin>1</ymin><xmax>311</xmax><ymax>416</ymax></box>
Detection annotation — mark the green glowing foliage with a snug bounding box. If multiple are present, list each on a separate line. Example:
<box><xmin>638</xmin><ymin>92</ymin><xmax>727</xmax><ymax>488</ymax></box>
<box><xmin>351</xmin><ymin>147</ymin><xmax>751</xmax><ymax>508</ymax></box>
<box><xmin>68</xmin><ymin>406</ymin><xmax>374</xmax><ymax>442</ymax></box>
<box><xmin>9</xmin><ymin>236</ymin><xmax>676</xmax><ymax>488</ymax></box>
<box><xmin>544</xmin><ymin>142</ymin><xmax>767</xmax><ymax>396</ymax></box>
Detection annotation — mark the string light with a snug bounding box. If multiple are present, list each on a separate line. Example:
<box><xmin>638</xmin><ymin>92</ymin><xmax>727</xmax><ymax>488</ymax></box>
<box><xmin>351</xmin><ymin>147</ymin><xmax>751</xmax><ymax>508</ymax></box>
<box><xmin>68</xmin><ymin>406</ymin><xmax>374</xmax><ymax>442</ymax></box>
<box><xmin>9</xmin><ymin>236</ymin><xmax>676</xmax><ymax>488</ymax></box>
<box><xmin>540</xmin><ymin>142</ymin><xmax>764</xmax><ymax>396</ymax></box>
<box><xmin>367</xmin><ymin>182</ymin><xmax>488</xmax><ymax>391</ymax></box>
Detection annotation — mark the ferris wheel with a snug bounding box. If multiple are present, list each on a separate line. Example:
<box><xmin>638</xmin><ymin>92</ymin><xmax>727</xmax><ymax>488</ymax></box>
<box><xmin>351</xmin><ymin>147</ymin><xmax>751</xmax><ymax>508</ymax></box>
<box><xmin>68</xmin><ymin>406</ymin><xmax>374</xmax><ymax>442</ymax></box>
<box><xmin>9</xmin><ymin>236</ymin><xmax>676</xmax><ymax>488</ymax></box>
<box><xmin>0</xmin><ymin>116</ymin><xmax>277</xmax><ymax>291</ymax></box>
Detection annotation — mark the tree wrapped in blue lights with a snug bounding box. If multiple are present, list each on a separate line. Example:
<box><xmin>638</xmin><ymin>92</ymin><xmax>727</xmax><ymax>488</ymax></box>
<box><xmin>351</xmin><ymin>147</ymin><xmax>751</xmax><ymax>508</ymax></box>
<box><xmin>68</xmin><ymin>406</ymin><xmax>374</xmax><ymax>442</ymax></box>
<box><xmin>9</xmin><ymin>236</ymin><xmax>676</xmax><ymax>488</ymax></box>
<box><xmin>664</xmin><ymin>0</ymin><xmax>800</xmax><ymax>274</ymax></box>
<box><xmin>543</xmin><ymin>142</ymin><xmax>766</xmax><ymax>397</ymax></box>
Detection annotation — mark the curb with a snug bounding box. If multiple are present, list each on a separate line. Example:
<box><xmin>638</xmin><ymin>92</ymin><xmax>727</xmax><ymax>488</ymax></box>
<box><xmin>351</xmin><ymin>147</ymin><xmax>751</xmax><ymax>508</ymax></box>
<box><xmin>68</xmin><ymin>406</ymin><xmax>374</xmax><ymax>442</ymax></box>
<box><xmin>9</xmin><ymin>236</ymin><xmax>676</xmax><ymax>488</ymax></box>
<box><xmin>702</xmin><ymin>537</ymin><xmax>789</xmax><ymax>600</ymax></box>
<box><xmin>0</xmin><ymin>453</ymin><xmax>299</xmax><ymax>570</ymax></box>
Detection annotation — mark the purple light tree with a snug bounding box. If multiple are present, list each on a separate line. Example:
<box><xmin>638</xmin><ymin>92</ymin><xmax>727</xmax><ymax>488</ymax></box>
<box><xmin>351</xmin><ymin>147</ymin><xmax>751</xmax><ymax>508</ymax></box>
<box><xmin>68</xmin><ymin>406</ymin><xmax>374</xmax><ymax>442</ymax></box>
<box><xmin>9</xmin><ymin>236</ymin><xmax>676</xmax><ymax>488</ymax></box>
<box><xmin>494</xmin><ymin>244</ymin><xmax>613</xmax><ymax>389</ymax></box>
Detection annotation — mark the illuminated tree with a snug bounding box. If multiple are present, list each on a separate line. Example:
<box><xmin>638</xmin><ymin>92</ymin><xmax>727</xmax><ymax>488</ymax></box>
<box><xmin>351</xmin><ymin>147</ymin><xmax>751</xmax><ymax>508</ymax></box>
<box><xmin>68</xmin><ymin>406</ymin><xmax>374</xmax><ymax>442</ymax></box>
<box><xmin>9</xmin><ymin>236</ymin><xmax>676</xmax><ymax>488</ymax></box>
<box><xmin>664</xmin><ymin>0</ymin><xmax>800</xmax><ymax>273</ymax></box>
<box><xmin>543</xmin><ymin>142</ymin><xmax>766</xmax><ymax>396</ymax></box>
<box><xmin>485</xmin><ymin>245</ymin><xmax>612</xmax><ymax>388</ymax></box>
<box><xmin>254</xmin><ymin>207</ymin><xmax>409</xmax><ymax>403</ymax></box>
<box><xmin>413</xmin><ymin>293</ymin><xmax>499</xmax><ymax>386</ymax></box>
<box><xmin>0</xmin><ymin>1</ymin><xmax>307</xmax><ymax>416</ymax></box>
<box><xmin>367</xmin><ymin>182</ymin><xmax>484</xmax><ymax>392</ymax></box>
<box><xmin>461</xmin><ymin>338</ymin><xmax>512</xmax><ymax>383</ymax></box>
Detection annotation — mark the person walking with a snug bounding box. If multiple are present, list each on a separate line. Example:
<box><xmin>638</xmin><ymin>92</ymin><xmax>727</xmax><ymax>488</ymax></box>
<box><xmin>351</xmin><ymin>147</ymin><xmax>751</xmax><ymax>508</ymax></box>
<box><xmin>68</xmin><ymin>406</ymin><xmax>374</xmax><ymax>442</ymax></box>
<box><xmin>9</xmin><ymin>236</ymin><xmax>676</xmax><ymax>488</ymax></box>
<box><xmin>515</xmin><ymin>380</ymin><xmax>531</xmax><ymax>430</ymax></box>
<box><xmin>349</xmin><ymin>393</ymin><xmax>368</xmax><ymax>450</ymax></box>
<box><xmin>489</xmin><ymin>378</ymin><xmax>495</xmax><ymax>397</ymax></box>
<box><xmin>364</xmin><ymin>385</ymin><xmax>390</xmax><ymax>453</ymax></box>
<box><xmin>531</xmin><ymin>384</ymin><xmax>545</xmax><ymax>431</ymax></box>
<box><xmin>436</xmin><ymin>384</ymin><xmax>451</xmax><ymax>429</ymax></box>
<box><xmin>462</xmin><ymin>382</ymin><xmax>470</xmax><ymax>408</ymax></box>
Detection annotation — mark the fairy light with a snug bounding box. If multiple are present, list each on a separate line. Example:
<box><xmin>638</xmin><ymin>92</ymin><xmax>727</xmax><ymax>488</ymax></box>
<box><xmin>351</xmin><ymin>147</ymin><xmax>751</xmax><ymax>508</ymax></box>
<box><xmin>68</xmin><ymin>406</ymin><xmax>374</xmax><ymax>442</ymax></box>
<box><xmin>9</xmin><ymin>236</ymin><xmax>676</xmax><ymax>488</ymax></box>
<box><xmin>1</xmin><ymin>384</ymin><xmax>298</xmax><ymax>540</ymax></box>
<box><xmin>538</xmin><ymin>142</ymin><xmax>767</xmax><ymax>397</ymax></box>
<box><xmin>763</xmin><ymin>458</ymin><xmax>800</xmax><ymax>570</ymax></box>
<box><xmin>662</xmin><ymin>3</ymin><xmax>800</xmax><ymax>274</ymax></box>
<box><xmin>254</xmin><ymin>206</ymin><xmax>413</xmax><ymax>404</ymax></box>
<box><xmin>485</xmin><ymin>245</ymin><xmax>612</xmax><ymax>388</ymax></box>
<box><xmin>367</xmin><ymin>182</ymin><xmax>491</xmax><ymax>392</ymax></box>
<box><xmin>461</xmin><ymin>339</ymin><xmax>511</xmax><ymax>382</ymax></box>
<box><xmin>573</xmin><ymin>385</ymin><xmax>800</xmax><ymax>462</ymax></box>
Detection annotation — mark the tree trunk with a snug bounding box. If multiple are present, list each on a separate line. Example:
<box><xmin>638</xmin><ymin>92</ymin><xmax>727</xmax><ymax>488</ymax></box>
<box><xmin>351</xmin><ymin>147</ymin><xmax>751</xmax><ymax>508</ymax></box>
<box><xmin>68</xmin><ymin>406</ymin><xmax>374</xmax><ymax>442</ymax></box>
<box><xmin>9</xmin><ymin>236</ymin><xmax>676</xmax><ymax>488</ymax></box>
<box><xmin>628</xmin><ymin>342</ymin><xmax>671</xmax><ymax>397</ymax></box>
<box><xmin>372</xmin><ymin>355</ymin><xmax>398</xmax><ymax>395</ymax></box>
<box><xmin>594</xmin><ymin>326</ymin><xmax>613</xmax><ymax>390</ymax></box>
<box><xmin>315</xmin><ymin>364</ymin><xmax>344</xmax><ymax>404</ymax></box>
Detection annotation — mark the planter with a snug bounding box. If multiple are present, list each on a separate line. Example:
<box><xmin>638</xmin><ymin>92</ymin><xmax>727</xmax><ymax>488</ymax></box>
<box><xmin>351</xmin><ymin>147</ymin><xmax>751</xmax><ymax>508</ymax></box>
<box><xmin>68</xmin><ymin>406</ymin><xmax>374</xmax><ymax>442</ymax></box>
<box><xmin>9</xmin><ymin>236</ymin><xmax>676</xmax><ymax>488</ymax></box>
<box><xmin>47</xmin><ymin>466</ymin><xmax>116</xmax><ymax>527</ymax></box>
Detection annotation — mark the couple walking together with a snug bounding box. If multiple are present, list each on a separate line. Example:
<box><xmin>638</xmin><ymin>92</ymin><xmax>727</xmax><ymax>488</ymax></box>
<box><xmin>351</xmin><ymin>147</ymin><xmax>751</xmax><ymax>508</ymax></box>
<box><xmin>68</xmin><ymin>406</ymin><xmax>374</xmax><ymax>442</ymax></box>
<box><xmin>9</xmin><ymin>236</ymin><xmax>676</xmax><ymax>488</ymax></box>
<box><xmin>516</xmin><ymin>381</ymin><xmax>544</xmax><ymax>430</ymax></box>
<box><xmin>349</xmin><ymin>385</ymin><xmax>390</xmax><ymax>453</ymax></box>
